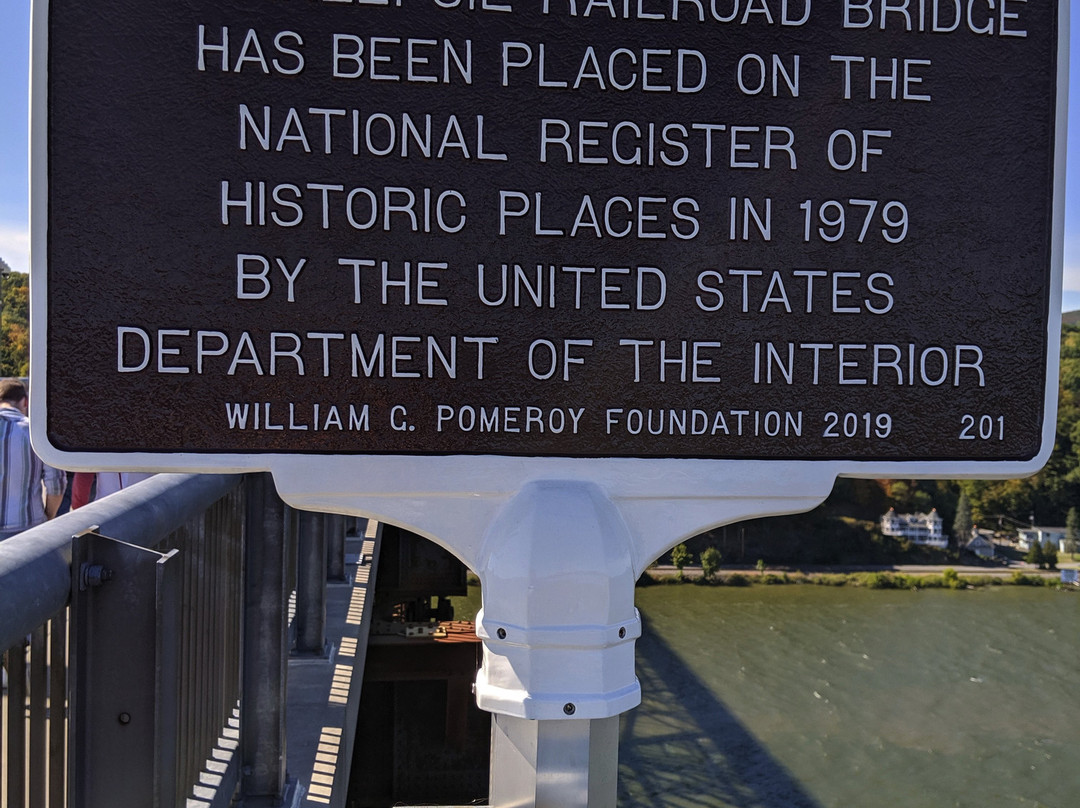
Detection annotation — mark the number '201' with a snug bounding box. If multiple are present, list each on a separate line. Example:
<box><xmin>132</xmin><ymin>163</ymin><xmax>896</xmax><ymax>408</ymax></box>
<box><xmin>959</xmin><ymin>415</ymin><xmax>1004</xmax><ymax>440</ymax></box>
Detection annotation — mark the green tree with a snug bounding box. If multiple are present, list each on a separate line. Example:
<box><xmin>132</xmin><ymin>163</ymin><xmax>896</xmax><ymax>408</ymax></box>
<box><xmin>1</xmin><ymin>271</ymin><xmax>30</xmax><ymax>377</ymax></box>
<box><xmin>1066</xmin><ymin>508</ymin><xmax>1080</xmax><ymax>558</ymax></box>
<box><xmin>953</xmin><ymin>326</ymin><xmax>1080</xmax><ymax>528</ymax></box>
<box><xmin>1025</xmin><ymin>540</ymin><xmax>1045</xmax><ymax>568</ymax></box>
<box><xmin>887</xmin><ymin>480</ymin><xmax>935</xmax><ymax>514</ymax></box>
<box><xmin>1043</xmin><ymin>543</ymin><xmax>1059</xmax><ymax>570</ymax></box>
<box><xmin>952</xmin><ymin>491</ymin><xmax>972</xmax><ymax>553</ymax></box>
<box><xmin>700</xmin><ymin>547</ymin><xmax>722</xmax><ymax>581</ymax></box>
<box><xmin>670</xmin><ymin>543</ymin><xmax>692</xmax><ymax>580</ymax></box>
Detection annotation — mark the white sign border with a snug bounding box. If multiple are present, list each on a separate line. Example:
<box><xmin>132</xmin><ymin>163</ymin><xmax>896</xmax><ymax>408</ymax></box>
<box><xmin>28</xmin><ymin>0</ymin><xmax>1069</xmax><ymax>540</ymax></box>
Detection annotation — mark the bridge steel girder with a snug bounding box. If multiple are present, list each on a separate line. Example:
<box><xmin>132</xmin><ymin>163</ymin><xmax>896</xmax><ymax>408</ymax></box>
<box><xmin>240</xmin><ymin>472</ymin><xmax>297</xmax><ymax>807</ymax></box>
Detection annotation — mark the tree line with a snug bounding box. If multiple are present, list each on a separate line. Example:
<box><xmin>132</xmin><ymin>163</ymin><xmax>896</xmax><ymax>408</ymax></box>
<box><xmin>953</xmin><ymin>323</ymin><xmax>1080</xmax><ymax>538</ymax></box>
<box><xmin>1</xmin><ymin>271</ymin><xmax>29</xmax><ymax>377</ymax></box>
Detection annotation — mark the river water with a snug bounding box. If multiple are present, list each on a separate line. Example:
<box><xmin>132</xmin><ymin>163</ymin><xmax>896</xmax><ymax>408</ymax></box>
<box><xmin>618</xmin><ymin>585</ymin><xmax>1080</xmax><ymax>808</ymax></box>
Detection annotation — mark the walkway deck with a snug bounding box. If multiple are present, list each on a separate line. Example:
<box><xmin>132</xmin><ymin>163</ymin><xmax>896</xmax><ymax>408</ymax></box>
<box><xmin>186</xmin><ymin>520</ymin><xmax>382</xmax><ymax>808</ymax></box>
<box><xmin>288</xmin><ymin>521</ymin><xmax>381</xmax><ymax>807</ymax></box>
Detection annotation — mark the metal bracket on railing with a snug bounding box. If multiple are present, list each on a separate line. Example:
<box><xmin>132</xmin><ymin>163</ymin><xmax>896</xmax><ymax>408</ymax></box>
<box><xmin>69</xmin><ymin>530</ymin><xmax>182</xmax><ymax>808</ymax></box>
<box><xmin>75</xmin><ymin>527</ymin><xmax>115</xmax><ymax>591</ymax></box>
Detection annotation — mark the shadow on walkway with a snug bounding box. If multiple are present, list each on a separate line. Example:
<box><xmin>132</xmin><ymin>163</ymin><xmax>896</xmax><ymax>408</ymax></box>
<box><xmin>618</xmin><ymin>615</ymin><xmax>823</xmax><ymax>808</ymax></box>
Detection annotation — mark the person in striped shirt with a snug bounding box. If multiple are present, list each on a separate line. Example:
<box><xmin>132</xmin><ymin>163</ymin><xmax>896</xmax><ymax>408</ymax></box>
<box><xmin>0</xmin><ymin>379</ymin><xmax>66</xmax><ymax>541</ymax></box>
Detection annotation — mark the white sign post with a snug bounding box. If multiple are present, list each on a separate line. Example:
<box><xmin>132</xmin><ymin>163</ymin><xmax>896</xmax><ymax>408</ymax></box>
<box><xmin>32</xmin><ymin>0</ymin><xmax>1068</xmax><ymax>804</ymax></box>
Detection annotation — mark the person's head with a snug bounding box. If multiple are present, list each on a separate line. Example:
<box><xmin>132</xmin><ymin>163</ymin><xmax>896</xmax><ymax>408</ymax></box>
<box><xmin>0</xmin><ymin>379</ymin><xmax>28</xmax><ymax>413</ymax></box>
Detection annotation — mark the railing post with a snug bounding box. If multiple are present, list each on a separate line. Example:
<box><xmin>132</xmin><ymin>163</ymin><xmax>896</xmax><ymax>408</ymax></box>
<box><xmin>326</xmin><ymin>514</ymin><xmax>347</xmax><ymax>582</ymax></box>
<box><xmin>5</xmin><ymin>640</ymin><xmax>28</xmax><ymax>808</ymax></box>
<box><xmin>49</xmin><ymin>611</ymin><xmax>67</xmax><ymax>808</ymax></box>
<box><xmin>29</xmin><ymin>625</ymin><xmax>48</xmax><ymax>806</ymax></box>
<box><xmin>294</xmin><ymin>511</ymin><xmax>328</xmax><ymax>657</ymax></box>
<box><xmin>240</xmin><ymin>473</ymin><xmax>295</xmax><ymax>806</ymax></box>
<box><xmin>68</xmin><ymin>531</ymin><xmax>182</xmax><ymax>808</ymax></box>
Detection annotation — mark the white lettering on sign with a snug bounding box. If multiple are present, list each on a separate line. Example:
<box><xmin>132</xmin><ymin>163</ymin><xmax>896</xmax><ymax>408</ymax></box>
<box><xmin>501</xmin><ymin>43</ymin><xmax>708</xmax><ymax>92</ymax></box>
<box><xmin>541</xmin><ymin>0</ymin><xmax>812</xmax><ymax>25</ymax></box>
<box><xmin>752</xmin><ymin>342</ymin><xmax>986</xmax><ymax>386</ymax></box>
<box><xmin>605</xmin><ymin>408</ymin><xmax>805</xmax><ymax>437</ymax></box>
<box><xmin>618</xmin><ymin>340</ymin><xmax>725</xmax><ymax>383</ymax></box>
<box><xmin>842</xmin><ymin>0</ymin><xmax>1028</xmax><ymax>37</ymax></box>
<box><xmin>332</xmin><ymin>35</ymin><xmax>474</xmax><ymax>83</ymax></box>
<box><xmin>498</xmin><ymin>191</ymin><xmax>701</xmax><ymax>238</ymax></box>
<box><xmin>235</xmin><ymin>254</ymin><xmax>307</xmax><ymax>301</ymax></box>
<box><xmin>693</xmin><ymin>268</ymin><xmax>895</xmax><ymax>314</ymax></box>
<box><xmin>220</xmin><ymin>181</ymin><xmax>468</xmax><ymax>232</ymax></box>
<box><xmin>224</xmin><ymin>402</ymin><xmax>370</xmax><ymax>431</ymax></box>
<box><xmin>238</xmin><ymin>106</ymin><xmax>508</xmax><ymax>161</ymax></box>
<box><xmin>538</xmin><ymin>119</ymin><xmax>797</xmax><ymax>168</ymax></box>
<box><xmin>116</xmin><ymin>327</ymin><xmax>500</xmax><ymax>379</ymax></box>
<box><xmin>477</xmin><ymin>264</ymin><xmax>667</xmax><ymax>310</ymax></box>
<box><xmin>829</xmin><ymin>55</ymin><xmax>932</xmax><ymax>101</ymax></box>
<box><xmin>197</xmin><ymin>27</ymin><xmax>305</xmax><ymax>74</ymax></box>
<box><xmin>436</xmin><ymin>405</ymin><xmax>585</xmax><ymax>433</ymax></box>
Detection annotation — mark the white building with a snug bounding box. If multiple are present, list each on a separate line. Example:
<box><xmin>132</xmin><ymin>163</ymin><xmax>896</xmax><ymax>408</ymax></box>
<box><xmin>881</xmin><ymin>508</ymin><xmax>948</xmax><ymax>548</ymax></box>
<box><xmin>1016</xmin><ymin>526</ymin><xmax>1069</xmax><ymax>554</ymax></box>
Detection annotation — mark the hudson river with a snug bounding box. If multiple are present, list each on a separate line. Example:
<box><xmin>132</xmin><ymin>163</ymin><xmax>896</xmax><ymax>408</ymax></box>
<box><xmin>618</xmin><ymin>585</ymin><xmax>1079</xmax><ymax>808</ymax></box>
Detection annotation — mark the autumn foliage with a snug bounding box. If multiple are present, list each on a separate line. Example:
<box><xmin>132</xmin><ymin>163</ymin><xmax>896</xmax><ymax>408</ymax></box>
<box><xmin>1</xmin><ymin>272</ymin><xmax>29</xmax><ymax>377</ymax></box>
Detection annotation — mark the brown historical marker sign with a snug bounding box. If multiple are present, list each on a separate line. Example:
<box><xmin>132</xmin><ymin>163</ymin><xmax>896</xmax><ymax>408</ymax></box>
<box><xmin>33</xmin><ymin>0</ymin><xmax>1065</xmax><ymax>468</ymax></box>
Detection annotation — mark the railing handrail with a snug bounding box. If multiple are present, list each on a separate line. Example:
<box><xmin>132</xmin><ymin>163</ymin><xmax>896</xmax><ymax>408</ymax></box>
<box><xmin>0</xmin><ymin>472</ymin><xmax>243</xmax><ymax>651</ymax></box>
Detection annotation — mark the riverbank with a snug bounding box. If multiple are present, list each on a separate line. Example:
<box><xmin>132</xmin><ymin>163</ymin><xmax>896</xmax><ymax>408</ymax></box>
<box><xmin>641</xmin><ymin>563</ymin><xmax>1079</xmax><ymax>590</ymax></box>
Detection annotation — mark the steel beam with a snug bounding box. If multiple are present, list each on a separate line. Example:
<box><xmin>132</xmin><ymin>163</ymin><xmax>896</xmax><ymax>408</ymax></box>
<box><xmin>240</xmin><ymin>473</ymin><xmax>292</xmax><ymax>805</ymax></box>
<box><xmin>294</xmin><ymin>511</ymin><xmax>328</xmax><ymax>657</ymax></box>
<box><xmin>5</xmin><ymin>641</ymin><xmax>27</xmax><ymax>808</ymax></box>
<box><xmin>325</xmin><ymin>514</ymin><xmax>347</xmax><ymax>582</ymax></box>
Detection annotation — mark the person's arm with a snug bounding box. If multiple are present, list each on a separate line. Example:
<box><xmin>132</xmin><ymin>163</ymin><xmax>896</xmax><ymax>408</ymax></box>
<box><xmin>42</xmin><ymin>464</ymin><xmax>67</xmax><ymax>519</ymax></box>
<box><xmin>45</xmin><ymin>493</ymin><xmax>62</xmax><ymax>520</ymax></box>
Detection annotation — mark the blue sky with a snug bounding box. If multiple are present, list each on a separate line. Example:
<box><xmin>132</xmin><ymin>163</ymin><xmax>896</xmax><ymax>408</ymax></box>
<box><xmin>2</xmin><ymin>4</ymin><xmax>1080</xmax><ymax>310</ymax></box>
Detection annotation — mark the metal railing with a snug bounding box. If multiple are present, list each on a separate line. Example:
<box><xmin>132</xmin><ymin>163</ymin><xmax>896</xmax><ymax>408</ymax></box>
<box><xmin>1</xmin><ymin>473</ymin><xmax>245</xmax><ymax>808</ymax></box>
<box><xmin>1</xmin><ymin>619</ymin><xmax>65</xmax><ymax>808</ymax></box>
<box><xmin>170</xmin><ymin>487</ymin><xmax>244</xmax><ymax>806</ymax></box>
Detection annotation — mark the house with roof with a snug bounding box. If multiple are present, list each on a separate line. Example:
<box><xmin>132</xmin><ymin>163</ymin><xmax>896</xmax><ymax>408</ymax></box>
<box><xmin>881</xmin><ymin>508</ymin><xmax>948</xmax><ymax>548</ymax></box>
<box><xmin>965</xmin><ymin>530</ymin><xmax>996</xmax><ymax>560</ymax></box>
<box><xmin>1017</xmin><ymin>526</ymin><xmax>1070</xmax><ymax>554</ymax></box>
